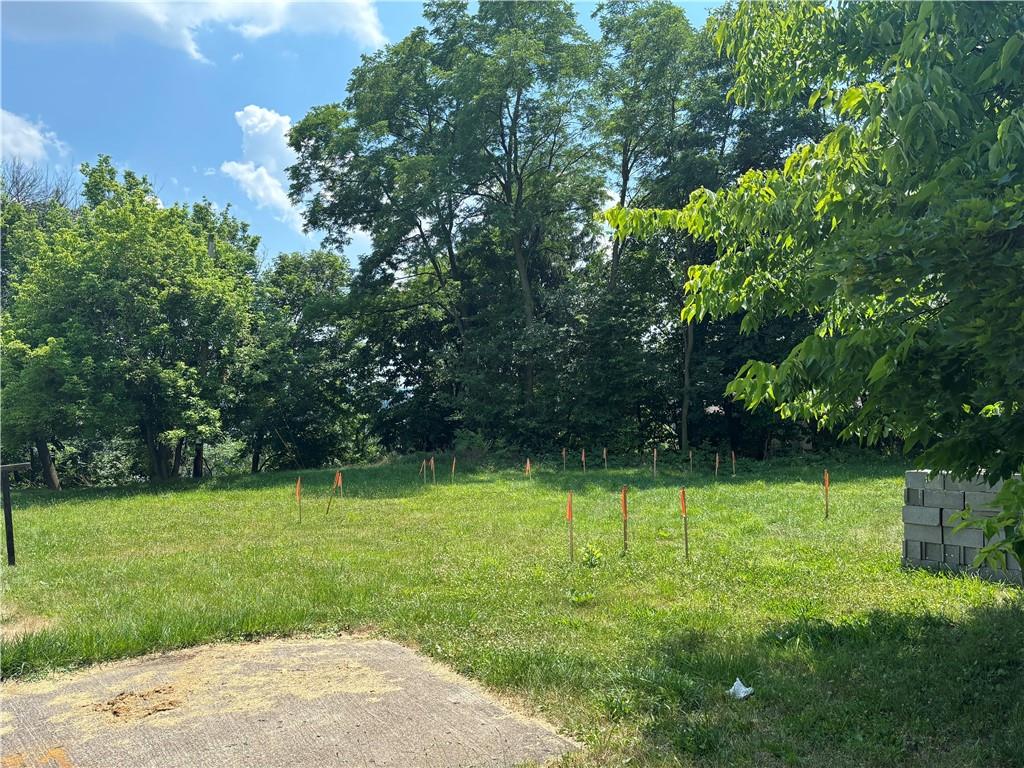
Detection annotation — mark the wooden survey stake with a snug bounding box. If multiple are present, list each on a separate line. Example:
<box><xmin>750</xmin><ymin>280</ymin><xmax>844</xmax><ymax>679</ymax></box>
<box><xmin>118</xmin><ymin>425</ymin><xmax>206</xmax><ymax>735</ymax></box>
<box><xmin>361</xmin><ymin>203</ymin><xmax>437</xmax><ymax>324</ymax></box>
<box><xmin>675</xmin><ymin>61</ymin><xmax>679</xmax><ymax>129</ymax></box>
<box><xmin>680</xmin><ymin>487</ymin><xmax>689</xmax><ymax>562</ymax></box>
<box><xmin>689</xmin><ymin>449</ymin><xmax>693</xmax><ymax>473</ymax></box>
<box><xmin>824</xmin><ymin>468</ymin><xmax>831</xmax><ymax>519</ymax></box>
<box><xmin>325</xmin><ymin>470</ymin><xmax>342</xmax><ymax>515</ymax></box>
<box><xmin>621</xmin><ymin>485</ymin><xmax>629</xmax><ymax>553</ymax></box>
<box><xmin>562</xmin><ymin>447</ymin><xmax>567</xmax><ymax>472</ymax></box>
<box><xmin>653</xmin><ymin>447</ymin><xmax>658</xmax><ymax>478</ymax></box>
<box><xmin>430</xmin><ymin>456</ymin><xmax>436</xmax><ymax>484</ymax></box>
<box><xmin>715</xmin><ymin>452</ymin><xmax>720</xmax><ymax>480</ymax></box>
<box><xmin>603</xmin><ymin>447</ymin><xmax>607</xmax><ymax>470</ymax></box>
<box><xmin>525</xmin><ymin>458</ymin><xmax>532</xmax><ymax>478</ymax></box>
<box><xmin>567</xmin><ymin>491</ymin><xmax>574</xmax><ymax>562</ymax></box>
<box><xmin>295</xmin><ymin>476</ymin><xmax>302</xmax><ymax>523</ymax></box>
<box><xmin>732</xmin><ymin>450</ymin><xmax>736</xmax><ymax>477</ymax></box>
<box><xmin>451</xmin><ymin>455</ymin><xmax>456</xmax><ymax>483</ymax></box>
<box><xmin>581</xmin><ymin>448</ymin><xmax>586</xmax><ymax>473</ymax></box>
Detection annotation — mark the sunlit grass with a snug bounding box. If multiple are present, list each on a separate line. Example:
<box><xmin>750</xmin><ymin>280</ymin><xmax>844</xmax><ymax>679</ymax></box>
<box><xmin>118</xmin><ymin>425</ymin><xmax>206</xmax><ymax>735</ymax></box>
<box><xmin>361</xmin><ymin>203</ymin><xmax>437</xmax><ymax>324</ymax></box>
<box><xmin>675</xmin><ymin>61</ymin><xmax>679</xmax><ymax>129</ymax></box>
<box><xmin>2</xmin><ymin>455</ymin><xmax>1021</xmax><ymax>767</ymax></box>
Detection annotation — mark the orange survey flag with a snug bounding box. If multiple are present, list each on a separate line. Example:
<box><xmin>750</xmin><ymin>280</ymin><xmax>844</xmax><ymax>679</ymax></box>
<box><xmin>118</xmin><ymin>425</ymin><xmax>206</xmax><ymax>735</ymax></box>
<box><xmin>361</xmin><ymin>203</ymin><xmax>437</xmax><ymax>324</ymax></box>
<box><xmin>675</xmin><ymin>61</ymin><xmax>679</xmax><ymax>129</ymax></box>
<box><xmin>525</xmin><ymin>458</ymin><xmax>532</xmax><ymax>476</ymax></box>
<box><xmin>680</xmin><ymin>487</ymin><xmax>687</xmax><ymax>517</ymax></box>
<box><xmin>824</xmin><ymin>468</ymin><xmax>830</xmax><ymax>491</ymax></box>
<box><xmin>295</xmin><ymin>476</ymin><xmax>302</xmax><ymax>501</ymax></box>
<box><xmin>621</xmin><ymin>485</ymin><xmax>628</xmax><ymax>519</ymax></box>
<box><xmin>566</xmin><ymin>491</ymin><xmax>573</xmax><ymax>521</ymax></box>
<box><xmin>333</xmin><ymin>471</ymin><xmax>342</xmax><ymax>489</ymax></box>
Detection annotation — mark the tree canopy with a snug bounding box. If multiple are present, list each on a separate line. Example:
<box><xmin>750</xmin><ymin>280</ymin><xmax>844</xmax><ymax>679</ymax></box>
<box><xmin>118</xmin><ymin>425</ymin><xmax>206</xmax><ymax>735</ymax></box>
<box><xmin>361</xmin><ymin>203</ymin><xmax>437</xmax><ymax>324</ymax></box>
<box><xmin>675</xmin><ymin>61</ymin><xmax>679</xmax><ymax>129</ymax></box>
<box><xmin>608</xmin><ymin>0</ymin><xmax>1024</xmax><ymax>566</ymax></box>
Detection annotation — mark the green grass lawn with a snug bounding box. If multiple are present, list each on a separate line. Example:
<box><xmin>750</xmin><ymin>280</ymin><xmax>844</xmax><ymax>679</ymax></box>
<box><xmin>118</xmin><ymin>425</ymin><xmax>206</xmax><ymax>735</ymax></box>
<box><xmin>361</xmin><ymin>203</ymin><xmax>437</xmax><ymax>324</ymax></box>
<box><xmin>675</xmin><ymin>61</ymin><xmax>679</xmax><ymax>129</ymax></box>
<box><xmin>2</xmin><ymin>455</ymin><xmax>1022</xmax><ymax>767</ymax></box>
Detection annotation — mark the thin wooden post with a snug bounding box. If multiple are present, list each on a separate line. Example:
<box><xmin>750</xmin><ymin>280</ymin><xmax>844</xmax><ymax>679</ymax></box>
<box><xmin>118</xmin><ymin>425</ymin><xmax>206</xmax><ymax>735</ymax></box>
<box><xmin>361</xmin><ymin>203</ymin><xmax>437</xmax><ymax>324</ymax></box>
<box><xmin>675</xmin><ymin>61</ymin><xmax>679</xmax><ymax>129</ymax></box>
<box><xmin>525</xmin><ymin>458</ymin><xmax>532</xmax><ymax>478</ymax></box>
<box><xmin>715</xmin><ymin>452</ymin><xmax>720</xmax><ymax>480</ymax></box>
<box><xmin>653</xmin><ymin>447</ymin><xmax>658</xmax><ymax>478</ymax></box>
<box><xmin>680</xmin><ymin>487</ymin><xmax>689</xmax><ymax>562</ymax></box>
<box><xmin>581</xmin><ymin>448</ymin><xmax>586</xmax><ymax>473</ymax></box>
<box><xmin>430</xmin><ymin>456</ymin><xmax>436</xmax><ymax>484</ymax></box>
<box><xmin>732</xmin><ymin>450</ymin><xmax>736</xmax><ymax>477</ymax></box>
<box><xmin>451</xmin><ymin>455</ymin><xmax>456</xmax><ymax>483</ymax></box>
<box><xmin>621</xmin><ymin>485</ymin><xmax>628</xmax><ymax>553</ymax></box>
<box><xmin>296</xmin><ymin>476</ymin><xmax>302</xmax><ymax>523</ymax></box>
<box><xmin>326</xmin><ymin>471</ymin><xmax>341</xmax><ymax>515</ymax></box>
<box><xmin>567</xmin><ymin>491</ymin><xmax>574</xmax><ymax>562</ymax></box>
<box><xmin>603</xmin><ymin>447</ymin><xmax>607</xmax><ymax>470</ymax></box>
<box><xmin>824</xmin><ymin>468</ymin><xmax>831</xmax><ymax>519</ymax></box>
<box><xmin>689</xmin><ymin>449</ymin><xmax>693</xmax><ymax>473</ymax></box>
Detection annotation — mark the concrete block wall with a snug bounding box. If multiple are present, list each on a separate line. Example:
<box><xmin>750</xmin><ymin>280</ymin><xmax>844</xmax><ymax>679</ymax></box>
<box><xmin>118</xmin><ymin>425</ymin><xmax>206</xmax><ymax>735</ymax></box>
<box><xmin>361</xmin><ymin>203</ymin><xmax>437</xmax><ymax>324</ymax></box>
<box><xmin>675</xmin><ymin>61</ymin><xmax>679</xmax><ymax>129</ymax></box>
<box><xmin>902</xmin><ymin>470</ymin><xmax>1022</xmax><ymax>585</ymax></box>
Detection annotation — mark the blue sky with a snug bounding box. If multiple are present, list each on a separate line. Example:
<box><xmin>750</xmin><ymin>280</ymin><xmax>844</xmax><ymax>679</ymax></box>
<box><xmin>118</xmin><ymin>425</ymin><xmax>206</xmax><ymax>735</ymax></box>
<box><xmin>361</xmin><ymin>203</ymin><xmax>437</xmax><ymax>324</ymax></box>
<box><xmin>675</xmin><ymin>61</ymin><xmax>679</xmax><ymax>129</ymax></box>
<box><xmin>2</xmin><ymin>1</ymin><xmax>718</xmax><ymax>263</ymax></box>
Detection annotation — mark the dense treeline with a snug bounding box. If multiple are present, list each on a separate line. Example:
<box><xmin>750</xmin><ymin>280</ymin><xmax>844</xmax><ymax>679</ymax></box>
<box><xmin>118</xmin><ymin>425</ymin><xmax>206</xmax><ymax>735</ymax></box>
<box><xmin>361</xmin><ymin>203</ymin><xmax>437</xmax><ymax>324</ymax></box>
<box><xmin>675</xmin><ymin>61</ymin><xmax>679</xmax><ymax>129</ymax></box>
<box><xmin>2</xmin><ymin>1</ymin><xmax>831</xmax><ymax>487</ymax></box>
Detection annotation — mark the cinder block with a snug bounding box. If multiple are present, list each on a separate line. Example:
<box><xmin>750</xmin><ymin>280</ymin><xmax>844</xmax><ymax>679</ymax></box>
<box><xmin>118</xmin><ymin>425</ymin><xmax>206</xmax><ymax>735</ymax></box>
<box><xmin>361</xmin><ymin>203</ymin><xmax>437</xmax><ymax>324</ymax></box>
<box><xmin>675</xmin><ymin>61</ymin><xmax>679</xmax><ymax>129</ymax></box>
<box><xmin>945</xmin><ymin>474</ymin><xmax>988</xmax><ymax>492</ymax></box>
<box><xmin>904</xmin><ymin>540</ymin><xmax>923</xmax><ymax>561</ymax></box>
<box><xmin>943</xmin><ymin>545</ymin><xmax>961</xmax><ymax>567</ymax></box>
<box><xmin>902</xmin><ymin>505</ymin><xmax>941</xmax><ymax>526</ymax></box>
<box><xmin>964</xmin><ymin>491</ymin><xmax>1001</xmax><ymax>513</ymax></box>
<box><xmin>905</xmin><ymin>488</ymin><xmax>925</xmax><ymax>506</ymax></box>
<box><xmin>961</xmin><ymin>546</ymin><xmax>979</xmax><ymax>567</ymax></box>
<box><xmin>942</xmin><ymin>508</ymin><xmax>1002</xmax><ymax>526</ymax></box>
<box><xmin>905</xmin><ymin>523</ymin><xmax>944</xmax><ymax>544</ymax></box>
<box><xmin>942</xmin><ymin>525</ymin><xmax>984</xmax><ymax>547</ymax></box>
<box><xmin>906</xmin><ymin>470</ymin><xmax>944</xmax><ymax>490</ymax></box>
<box><xmin>923</xmin><ymin>489</ymin><xmax>965</xmax><ymax>510</ymax></box>
<box><xmin>1007</xmin><ymin>555</ymin><xmax>1022</xmax><ymax>573</ymax></box>
<box><xmin>924</xmin><ymin>542</ymin><xmax>943</xmax><ymax>561</ymax></box>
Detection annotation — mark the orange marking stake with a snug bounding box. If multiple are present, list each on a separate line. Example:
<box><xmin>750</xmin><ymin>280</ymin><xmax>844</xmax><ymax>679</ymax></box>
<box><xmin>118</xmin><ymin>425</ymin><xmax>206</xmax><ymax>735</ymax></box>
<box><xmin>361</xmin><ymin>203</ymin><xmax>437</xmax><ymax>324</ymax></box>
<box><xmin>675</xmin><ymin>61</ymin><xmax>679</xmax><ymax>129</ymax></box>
<box><xmin>326</xmin><ymin>470</ymin><xmax>342</xmax><ymax>515</ymax></box>
<box><xmin>430</xmin><ymin>456</ymin><xmax>436</xmax><ymax>484</ymax></box>
<box><xmin>566</xmin><ymin>491</ymin><xmax>574</xmax><ymax>562</ymax></box>
<box><xmin>824</xmin><ymin>468</ymin><xmax>831</xmax><ymax>519</ymax></box>
<box><xmin>581</xmin><ymin>448</ymin><xmax>586</xmax><ymax>473</ymax></box>
<box><xmin>680</xmin><ymin>487</ymin><xmax>689</xmax><ymax>562</ymax></box>
<box><xmin>603</xmin><ymin>447</ymin><xmax>608</xmax><ymax>470</ymax></box>
<box><xmin>525</xmin><ymin>457</ymin><xmax>532</xmax><ymax>478</ymax></box>
<box><xmin>732</xmin><ymin>450</ymin><xmax>737</xmax><ymax>477</ymax></box>
<box><xmin>295</xmin><ymin>476</ymin><xmax>302</xmax><ymax>523</ymax></box>
<box><xmin>621</xmin><ymin>485</ymin><xmax>629</xmax><ymax>553</ymax></box>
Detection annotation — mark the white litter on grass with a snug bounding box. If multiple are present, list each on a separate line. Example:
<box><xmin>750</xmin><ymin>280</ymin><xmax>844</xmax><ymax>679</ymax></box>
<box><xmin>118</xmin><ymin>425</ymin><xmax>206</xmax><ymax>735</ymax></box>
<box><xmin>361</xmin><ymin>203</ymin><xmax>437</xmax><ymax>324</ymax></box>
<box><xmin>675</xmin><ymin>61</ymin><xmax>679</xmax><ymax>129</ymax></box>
<box><xmin>728</xmin><ymin>678</ymin><xmax>753</xmax><ymax>700</ymax></box>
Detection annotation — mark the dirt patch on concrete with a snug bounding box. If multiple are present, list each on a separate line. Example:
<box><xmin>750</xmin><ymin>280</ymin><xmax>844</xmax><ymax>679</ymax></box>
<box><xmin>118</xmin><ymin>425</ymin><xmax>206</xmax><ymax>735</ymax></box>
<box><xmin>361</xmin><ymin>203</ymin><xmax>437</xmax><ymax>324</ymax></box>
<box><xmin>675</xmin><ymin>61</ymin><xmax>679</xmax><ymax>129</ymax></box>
<box><xmin>2</xmin><ymin>635</ymin><xmax>578</xmax><ymax>767</ymax></box>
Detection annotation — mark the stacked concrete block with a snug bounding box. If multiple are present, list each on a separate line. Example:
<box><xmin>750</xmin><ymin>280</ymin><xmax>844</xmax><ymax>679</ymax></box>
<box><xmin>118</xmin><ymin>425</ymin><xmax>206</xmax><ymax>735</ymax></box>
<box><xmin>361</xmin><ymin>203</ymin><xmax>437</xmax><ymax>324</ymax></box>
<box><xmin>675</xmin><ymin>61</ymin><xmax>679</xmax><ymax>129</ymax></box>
<box><xmin>902</xmin><ymin>470</ymin><xmax>1021</xmax><ymax>586</ymax></box>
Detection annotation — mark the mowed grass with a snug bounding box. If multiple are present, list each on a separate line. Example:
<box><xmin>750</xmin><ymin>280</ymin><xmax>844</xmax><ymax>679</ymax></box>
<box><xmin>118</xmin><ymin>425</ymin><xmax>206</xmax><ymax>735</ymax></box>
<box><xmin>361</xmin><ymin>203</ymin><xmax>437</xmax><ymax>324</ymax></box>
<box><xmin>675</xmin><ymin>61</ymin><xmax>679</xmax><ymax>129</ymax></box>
<box><xmin>2</xmin><ymin>455</ymin><xmax>1022</xmax><ymax>767</ymax></box>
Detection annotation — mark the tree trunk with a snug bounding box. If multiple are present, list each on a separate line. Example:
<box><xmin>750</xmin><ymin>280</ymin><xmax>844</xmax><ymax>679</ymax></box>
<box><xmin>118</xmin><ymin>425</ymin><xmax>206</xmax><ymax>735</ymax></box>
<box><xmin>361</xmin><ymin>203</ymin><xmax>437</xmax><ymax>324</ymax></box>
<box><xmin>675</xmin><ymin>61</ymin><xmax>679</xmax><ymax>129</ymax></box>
<box><xmin>251</xmin><ymin>432</ymin><xmax>264</xmax><ymax>474</ymax></box>
<box><xmin>143</xmin><ymin>424</ymin><xmax>172</xmax><ymax>482</ymax></box>
<box><xmin>34</xmin><ymin>437</ymin><xmax>61</xmax><ymax>491</ymax></box>
<box><xmin>680</xmin><ymin>322</ymin><xmax>693</xmax><ymax>453</ymax></box>
<box><xmin>192</xmin><ymin>441</ymin><xmax>204</xmax><ymax>479</ymax></box>
<box><xmin>171</xmin><ymin>438</ymin><xmax>185</xmax><ymax>477</ymax></box>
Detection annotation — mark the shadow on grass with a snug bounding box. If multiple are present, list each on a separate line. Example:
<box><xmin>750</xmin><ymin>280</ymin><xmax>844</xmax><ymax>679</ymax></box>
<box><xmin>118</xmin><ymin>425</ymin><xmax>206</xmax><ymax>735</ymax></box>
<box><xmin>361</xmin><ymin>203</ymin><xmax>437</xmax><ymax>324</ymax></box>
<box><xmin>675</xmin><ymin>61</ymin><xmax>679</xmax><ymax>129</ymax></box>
<box><xmin>619</xmin><ymin>601</ymin><xmax>1024</xmax><ymax>767</ymax></box>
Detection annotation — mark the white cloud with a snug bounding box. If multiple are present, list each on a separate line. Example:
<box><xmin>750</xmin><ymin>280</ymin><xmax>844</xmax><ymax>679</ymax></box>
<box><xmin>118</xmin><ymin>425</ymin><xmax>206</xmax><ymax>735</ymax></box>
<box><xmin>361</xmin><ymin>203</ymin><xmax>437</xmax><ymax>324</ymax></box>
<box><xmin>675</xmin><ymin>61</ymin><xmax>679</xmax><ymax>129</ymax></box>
<box><xmin>221</xmin><ymin>105</ymin><xmax>305</xmax><ymax>234</ymax></box>
<box><xmin>0</xmin><ymin>109</ymin><xmax>69</xmax><ymax>164</ymax></box>
<box><xmin>3</xmin><ymin>1</ymin><xmax>386</xmax><ymax>64</ymax></box>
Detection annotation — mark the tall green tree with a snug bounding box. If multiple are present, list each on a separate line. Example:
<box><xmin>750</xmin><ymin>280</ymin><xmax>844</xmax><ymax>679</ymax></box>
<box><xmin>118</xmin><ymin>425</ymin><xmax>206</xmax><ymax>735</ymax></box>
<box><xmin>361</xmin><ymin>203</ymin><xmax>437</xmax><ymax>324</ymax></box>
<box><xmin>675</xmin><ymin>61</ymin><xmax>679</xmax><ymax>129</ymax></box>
<box><xmin>3</xmin><ymin>157</ymin><xmax>254</xmax><ymax>481</ymax></box>
<box><xmin>609</xmin><ymin>1</ymin><xmax>1024</xmax><ymax>566</ymax></box>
